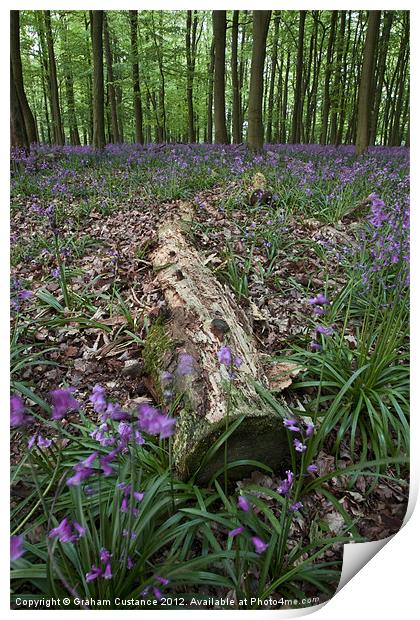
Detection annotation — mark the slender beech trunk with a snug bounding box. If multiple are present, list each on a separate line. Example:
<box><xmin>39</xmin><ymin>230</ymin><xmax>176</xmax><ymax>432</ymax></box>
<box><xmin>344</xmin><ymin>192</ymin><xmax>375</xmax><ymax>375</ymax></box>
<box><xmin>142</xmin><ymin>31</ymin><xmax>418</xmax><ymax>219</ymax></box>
<box><xmin>10</xmin><ymin>10</ymin><xmax>37</xmax><ymax>146</ymax></box>
<box><xmin>370</xmin><ymin>11</ymin><xmax>393</xmax><ymax>145</ymax></box>
<box><xmin>231</xmin><ymin>11</ymin><xmax>241</xmax><ymax>143</ymax></box>
<box><xmin>248</xmin><ymin>11</ymin><xmax>271</xmax><ymax>152</ymax></box>
<box><xmin>91</xmin><ymin>10</ymin><xmax>106</xmax><ymax>149</ymax></box>
<box><xmin>330</xmin><ymin>11</ymin><xmax>345</xmax><ymax>145</ymax></box>
<box><xmin>291</xmin><ymin>11</ymin><xmax>306</xmax><ymax>143</ymax></box>
<box><xmin>355</xmin><ymin>11</ymin><xmax>381</xmax><ymax>155</ymax></box>
<box><xmin>103</xmin><ymin>13</ymin><xmax>120</xmax><ymax>143</ymax></box>
<box><xmin>129</xmin><ymin>11</ymin><xmax>144</xmax><ymax>144</ymax></box>
<box><xmin>61</xmin><ymin>14</ymin><xmax>80</xmax><ymax>145</ymax></box>
<box><xmin>212</xmin><ymin>11</ymin><xmax>228</xmax><ymax>143</ymax></box>
<box><xmin>186</xmin><ymin>11</ymin><xmax>199</xmax><ymax>143</ymax></box>
<box><xmin>44</xmin><ymin>11</ymin><xmax>64</xmax><ymax>145</ymax></box>
<box><xmin>266</xmin><ymin>13</ymin><xmax>279</xmax><ymax>143</ymax></box>
<box><xmin>280</xmin><ymin>50</ymin><xmax>290</xmax><ymax>143</ymax></box>
<box><xmin>319</xmin><ymin>11</ymin><xmax>337</xmax><ymax>145</ymax></box>
<box><xmin>206</xmin><ymin>37</ymin><xmax>215</xmax><ymax>143</ymax></box>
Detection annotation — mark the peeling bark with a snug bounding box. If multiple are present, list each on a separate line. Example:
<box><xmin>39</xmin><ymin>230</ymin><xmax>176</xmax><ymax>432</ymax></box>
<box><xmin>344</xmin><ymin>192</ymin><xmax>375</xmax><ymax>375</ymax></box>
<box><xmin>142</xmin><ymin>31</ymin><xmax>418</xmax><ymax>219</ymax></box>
<box><xmin>150</xmin><ymin>206</ymin><xmax>289</xmax><ymax>483</ymax></box>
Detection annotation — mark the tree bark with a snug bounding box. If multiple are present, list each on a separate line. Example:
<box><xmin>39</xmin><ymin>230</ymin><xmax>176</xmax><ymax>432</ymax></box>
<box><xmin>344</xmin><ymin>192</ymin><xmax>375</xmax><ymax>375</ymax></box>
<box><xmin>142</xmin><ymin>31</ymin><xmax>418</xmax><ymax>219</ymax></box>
<box><xmin>206</xmin><ymin>37</ymin><xmax>215</xmax><ymax>143</ymax></box>
<box><xmin>60</xmin><ymin>13</ymin><xmax>81</xmax><ymax>145</ymax></box>
<box><xmin>291</xmin><ymin>11</ymin><xmax>306</xmax><ymax>143</ymax></box>
<box><xmin>129</xmin><ymin>11</ymin><xmax>144</xmax><ymax>144</ymax></box>
<box><xmin>369</xmin><ymin>11</ymin><xmax>393</xmax><ymax>145</ymax></box>
<box><xmin>231</xmin><ymin>11</ymin><xmax>241</xmax><ymax>144</ymax></box>
<box><xmin>212</xmin><ymin>11</ymin><xmax>228</xmax><ymax>144</ymax></box>
<box><xmin>103</xmin><ymin>12</ymin><xmax>120</xmax><ymax>143</ymax></box>
<box><xmin>186</xmin><ymin>11</ymin><xmax>199</xmax><ymax>143</ymax></box>
<box><xmin>44</xmin><ymin>11</ymin><xmax>64</xmax><ymax>145</ymax></box>
<box><xmin>10</xmin><ymin>10</ymin><xmax>37</xmax><ymax>146</ymax></box>
<box><xmin>319</xmin><ymin>11</ymin><xmax>337</xmax><ymax>145</ymax></box>
<box><xmin>266</xmin><ymin>13</ymin><xmax>279</xmax><ymax>143</ymax></box>
<box><xmin>248</xmin><ymin>11</ymin><xmax>271</xmax><ymax>152</ymax></box>
<box><xmin>91</xmin><ymin>10</ymin><xmax>106</xmax><ymax>149</ymax></box>
<box><xmin>355</xmin><ymin>11</ymin><xmax>381</xmax><ymax>156</ymax></box>
<box><xmin>150</xmin><ymin>205</ymin><xmax>288</xmax><ymax>483</ymax></box>
<box><xmin>330</xmin><ymin>11</ymin><xmax>345</xmax><ymax>145</ymax></box>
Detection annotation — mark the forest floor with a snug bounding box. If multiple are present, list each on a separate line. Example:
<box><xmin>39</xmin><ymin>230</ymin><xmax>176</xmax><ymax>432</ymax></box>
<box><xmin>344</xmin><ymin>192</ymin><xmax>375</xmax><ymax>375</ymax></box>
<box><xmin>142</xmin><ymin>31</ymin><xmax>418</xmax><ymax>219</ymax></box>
<box><xmin>10</xmin><ymin>143</ymin><xmax>409</xmax><ymax>607</ymax></box>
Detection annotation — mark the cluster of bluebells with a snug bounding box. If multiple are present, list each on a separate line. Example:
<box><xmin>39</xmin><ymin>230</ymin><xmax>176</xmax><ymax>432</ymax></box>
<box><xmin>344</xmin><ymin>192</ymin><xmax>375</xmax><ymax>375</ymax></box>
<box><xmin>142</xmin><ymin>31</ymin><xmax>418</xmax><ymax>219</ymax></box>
<box><xmin>217</xmin><ymin>346</ymin><xmax>242</xmax><ymax>380</ymax></box>
<box><xmin>49</xmin><ymin>517</ymin><xmax>86</xmax><ymax>543</ymax></box>
<box><xmin>141</xmin><ymin>575</ymin><xmax>170</xmax><ymax>600</ymax></box>
<box><xmin>86</xmin><ymin>548</ymin><xmax>113</xmax><ymax>582</ymax></box>
<box><xmin>361</xmin><ymin>191</ymin><xmax>409</xmax><ymax>287</ymax></box>
<box><xmin>118</xmin><ymin>482</ymin><xmax>144</xmax><ymax>516</ymax></box>
<box><xmin>10</xmin><ymin>278</ymin><xmax>33</xmax><ymax>313</ymax></box>
<box><xmin>227</xmin><ymin>495</ymin><xmax>269</xmax><ymax>554</ymax></box>
<box><xmin>307</xmin><ymin>292</ymin><xmax>334</xmax><ymax>351</ymax></box>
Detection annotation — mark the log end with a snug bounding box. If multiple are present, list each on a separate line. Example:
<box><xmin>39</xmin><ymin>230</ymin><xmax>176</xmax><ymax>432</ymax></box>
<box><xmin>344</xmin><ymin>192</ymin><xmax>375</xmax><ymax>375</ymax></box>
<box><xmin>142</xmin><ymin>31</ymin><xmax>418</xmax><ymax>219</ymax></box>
<box><xmin>173</xmin><ymin>409</ymin><xmax>289</xmax><ymax>485</ymax></box>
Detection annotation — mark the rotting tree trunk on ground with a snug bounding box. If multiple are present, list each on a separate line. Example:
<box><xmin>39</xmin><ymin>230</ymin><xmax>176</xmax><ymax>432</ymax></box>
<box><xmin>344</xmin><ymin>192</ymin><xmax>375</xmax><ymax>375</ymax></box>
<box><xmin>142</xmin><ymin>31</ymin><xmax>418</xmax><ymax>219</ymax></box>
<box><xmin>150</xmin><ymin>205</ymin><xmax>289</xmax><ymax>483</ymax></box>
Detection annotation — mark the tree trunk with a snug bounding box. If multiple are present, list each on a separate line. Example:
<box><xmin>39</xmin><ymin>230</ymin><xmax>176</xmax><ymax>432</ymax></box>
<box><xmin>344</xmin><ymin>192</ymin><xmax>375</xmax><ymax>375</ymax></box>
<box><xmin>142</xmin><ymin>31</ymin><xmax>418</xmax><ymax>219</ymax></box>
<box><xmin>280</xmin><ymin>51</ymin><xmax>290</xmax><ymax>143</ymax></box>
<box><xmin>266</xmin><ymin>13</ymin><xmax>279</xmax><ymax>143</ymax></box>
<box><xmin>103</xmin><ymin>12</ymin><xmax>120</xmax><ymax>143</ymax></box>
<box><xmin>60</xmin><ymin>13</ymin><xmax>81</xmax><ymax>146</ymax></box>
<box><xmin>291</xmin><ymin>11</ymin><xmax>306</xmax><ymax>143</ymax></box>
<box><xmin>10</xmin><ymin>60</ymin><xmax>28</xmax><ymax>149</ymax></box>
<box><xmin>186</xmin><ymin>11</ymin><xmax>199</xmax><ymax>143</ymax></box>
<box><xmin>44</xmin><ymin>11</ymin><xmax>64</xmax><ymax>145</ymax></box>
<box><xmin>330</xmin><ymin>11</ymin><xmax>346</xmax><ymax>145</ymax></box>
<box><xmin>355</xmin><ymin>11</ymin><xmax>381</xmax><ymax>156</ymax></box>
<box><xmin>129</xmin><ymin>10</ymin><xmax>144</xmax><ymax>144</ymax></box>
<box><xmin>231</xmin><ymin>11</ymin><xmax>241</xmax><ymax>144</ymax></box>
<box><xmin>370</xmin><ymin>11</ymin><xmax>393</xmax><ymax>145</ymax></box>
<box><xmin>91</xmin><ymin>10</ymin><xmax>106</xmax><ymax>149</ymax></box>
<box><xmin>150</xmin><ymin>205</ymin><xmax>288</xmax><ymax>483</ymax></box>
<box><xmin>10</xmin><ymin>10</ymin><xmax>37</xmax><ymax>146</ymax></box>
<box><xmin>319</xmin><ymin>11</ymin><xmax>337</xmax><ymax>145</ymax></box>
<box><xmin>212</xmin><ymin>11</ymin><xmax>228</xmax><ymax>144</ymax></box>
<box><xmin>390</xmin><ymin>13</ymin><xmax>409</xmax><ymax>146</ymax></box>
<box><xmin>84</xmin><ymin>12</ymin><xmax>94</xmax><ymax>144</ymax></box>
<box><xmin>248</xmin><ymin>11</ymin><xmax>271</xmax><ymax>152</ymax></box>
<box><xmin>206</xmin><ymin>37</ymin><xmax>215</xmax><ymax>143</ymax></box>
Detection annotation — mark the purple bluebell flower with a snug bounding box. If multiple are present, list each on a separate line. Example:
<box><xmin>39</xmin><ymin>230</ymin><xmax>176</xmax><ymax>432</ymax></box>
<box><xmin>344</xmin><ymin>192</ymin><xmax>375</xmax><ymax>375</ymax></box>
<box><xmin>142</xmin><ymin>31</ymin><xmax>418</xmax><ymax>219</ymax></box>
<box><xmin>10</xmin><ymin>535</ymin><xmax>24</xmax><ymax>561</ymax></box>
<box><xmin>234</xmin><ymin>356</ymin><xmax>243</xmax><ymax>368</ymax></box>
<box><xmin>289</xmin><ymin>501</ymin><xmax>304</xmax><ymax>513</ymax></box>
<box><xmin>50</xmin><ymin>388</ymin><xmax>79</xmax><ymax>420</ymax></box>
<box><xmin>277</xmin><ymin>470</ymin><xmax>294</xmax><ymax>495</ymax></box>
<box><xmin>228</xmin><ymin>526</ymin><xmax>245</xmax><ymax>538</ymax></box>
<box><xmin>283</xmin><ymin>419</ymin><xmax>300</xmax><ymax>432</ymax></box>
<box><xmin>309</xmin><ymin>293</ymin><xmax>329</xmax><ymax>305</ymax></box>
<box><xmin>127</xmin><ymin>556</ymin><xmax>134</xmax><ymax>570</ymax></box>
<box><xmin>138</xmin><ymin>404</ymin><xmax>176</xmax><ymax>439</ymax></box>
<box><xmin>86</xmin><ymin>565</ymin><xmax>102</xmax><ymax>582</ymax></box>
<box><xmin>11</xmin><ymin>395</ymin><xmax>31</xmax><ymax>427</ymax></box>
<box><xmin>307</xmin><ymin>464</ymin><xmax>318</xmax><ymax>474</ymax></box>
<box><xmin>90</xmin><ymin>384</ymin><xmax>107</xmax><ymax>414</ymax></box>
<box><xmin>293</xmin><ymin>439</ymin><xmax>307</xmax><ymax>453</ymax></box>
<box><xmin>310</xmin><ymin>341</ymin><xmax>322</xmax><ymax>352</ymax></box>
<box><xmin>305</xmin><ymin>423</ymin><xmax>314</xmax><ymax>437</ymax></box>
<box><xmin>100</xmin><ymin>548</ymin><xmax>111</xmax><ymax>563</ymax></box>
<box><xmin>49</xmin><ymin>518</ymin><xmax>76</xmax><ymax>543</ymax></box>
<box><xmin>251</xmin><ymin>536</ymin><xmax>268</xmax><ymax>554</ymax></box>
<box><xmin>155</xmin><ymin>575</ymin><xmax>170</xmax><ymax>586</ymax></box>
<box><xmin>218</xmin><ymin>346</ymin><xmax>232</xmax><ymax>366</ymax></box>
<box><xmin>51</xmin><ymin>267</ymin><xmax>60</xmax><ymax>278</ymax></box>
<box><xmin>176</xmin><ymin>353</ymin><xmax>194</xmax><ymax>376</ymax></box>
<box><xmin>237</xmin><ymin>496</ymin><xmax>250</xmax><ymax>512</ymax></box>
<box><xmin>18</xmin><ymin>289</ymin><xmax>32</xmax><ymax>300</ymax></box>
<box><xmin>37</xmin><ymin>436</ymin><xmax>52</xmax><ymax>448</ymax></box>
<box><xmin>315</xmin><ymin>325</ymin><xmax>334</xmax><ymax>337</ymax></box>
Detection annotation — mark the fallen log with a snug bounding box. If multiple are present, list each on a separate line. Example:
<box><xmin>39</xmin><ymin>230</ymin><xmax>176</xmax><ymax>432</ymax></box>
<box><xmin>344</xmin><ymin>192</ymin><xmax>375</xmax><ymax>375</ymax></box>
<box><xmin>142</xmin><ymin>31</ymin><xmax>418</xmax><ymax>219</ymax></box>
<box><xmin>149</xmin><ymin>204</ymin><xmax>289</xmax><ymax>483</ymax></box>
